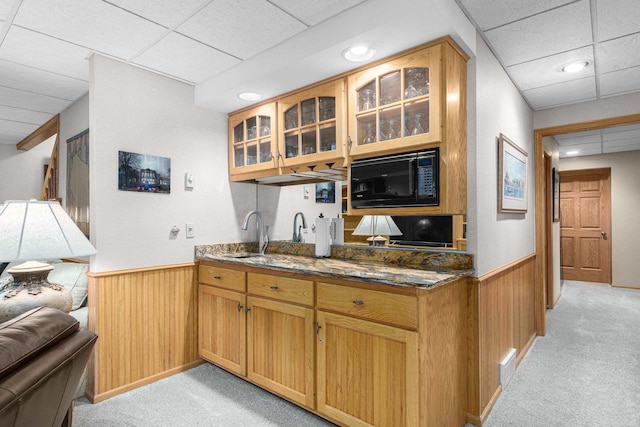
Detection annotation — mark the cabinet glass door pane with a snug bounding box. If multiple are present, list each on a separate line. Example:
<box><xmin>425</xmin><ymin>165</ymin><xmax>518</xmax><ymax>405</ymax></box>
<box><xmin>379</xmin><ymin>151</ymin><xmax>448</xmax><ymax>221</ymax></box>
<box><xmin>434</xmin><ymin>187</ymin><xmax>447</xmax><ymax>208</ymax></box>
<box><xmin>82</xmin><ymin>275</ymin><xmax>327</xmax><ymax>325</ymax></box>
<box><xmin>357</xmin><ymin>115</ymin><xmax>377</xmax><ymax>146</ymax></box>
<box><xmin>234</xmin><ymin>146</ymin><xmax>244</xmax><ymax>167</ymax></box>
<box><xmin>404</xmin><ymin>100</ymin><xmax>429</xmax><ymax>136</ymax></box>
<box><xmin>380</xmin><ymin>71</ymin><xmax>401</xmax><ymax>106</ymax></box>
<box><xmin>285</xmin><ymin>106</ymin><xmax>298</xmax><ymax>130</ymax></box>
<box><xmin>379</xmin><ymin>107</ymin><xmax>401</xmax><ymax>141</ymax></box>
<box><xmin>404</xmin><ymin>67</ymin><xmax>429</xmax><ymax>99</ymax></box>
<box><xmin>285</xmin><ymin>134</ymin><xmax>298</xmax><ymax>158</ymax></box>
<box><xmin>259</xmin><ymin>116</ymin><xmax>271</xmax><ymax>137</ymax></box>
<box><xmin>319</xmin><ymin>97</ymin><xmax>335</xmax><ymax>121</ymax></box>
<box><xmin>301</xmin><ymin>99</ymin><xmax>316</xmax><ymax>126</ymax></box>
<box><xmin>246</xmin><ymin>117</ymin><xmax>257</xmax><ymax>140</ymax></box>
<box><xmin>259</xmin><ymin>141</ymin><xmax>271</xmax><ymax>163</ymax></box>
<box><xmin>301</xmin><ymin>130</ymin><xmax>317</xmax><ymax>155</ymax></box>
<box><xmin>234</xmin><ymin>123</ymin><xmax>244</xmax><ymax>143</ymax></box>
<box><xmin>358</xmin><ymin>81</ymin><xmax>376</xmax><ymax>112</ymax></box>
<box><xmin>319</xmin><ymin>125</ymin><xmax>336</xmax><ymax>152</ymax></box>
<box><xmin>246</xmin><ymin>144</ymin><xmax>257</xmax><ymax>165</ymax></box>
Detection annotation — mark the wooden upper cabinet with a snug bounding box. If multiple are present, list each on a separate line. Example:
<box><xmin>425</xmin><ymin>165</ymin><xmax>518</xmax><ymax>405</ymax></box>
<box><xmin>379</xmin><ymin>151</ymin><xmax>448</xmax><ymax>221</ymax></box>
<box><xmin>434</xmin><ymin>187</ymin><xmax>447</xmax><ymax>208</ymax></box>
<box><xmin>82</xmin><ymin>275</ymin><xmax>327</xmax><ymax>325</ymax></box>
<box><xmin>276</xmin><ymin>78</ymin><xmax>347</xmax><ymax>170</ymax></box>
<box><xmin>229</xmin><ymin>102</ymin><xmax>278</xmax><ymax>181</ymax></box>
<box><xmin>347</xmin><ymin>45</ymin><xmax>442</xmax><ymax>158</ymax></box>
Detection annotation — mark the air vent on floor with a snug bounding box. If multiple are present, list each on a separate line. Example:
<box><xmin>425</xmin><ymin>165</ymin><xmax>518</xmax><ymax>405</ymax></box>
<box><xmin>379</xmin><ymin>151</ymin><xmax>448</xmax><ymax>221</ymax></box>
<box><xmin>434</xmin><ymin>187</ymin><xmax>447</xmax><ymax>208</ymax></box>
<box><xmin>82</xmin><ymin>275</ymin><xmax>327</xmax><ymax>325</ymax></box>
<box><xmin>499</xmin><ymin>348</ymin><xmax>517</xmax><ymax>389</ymax></box>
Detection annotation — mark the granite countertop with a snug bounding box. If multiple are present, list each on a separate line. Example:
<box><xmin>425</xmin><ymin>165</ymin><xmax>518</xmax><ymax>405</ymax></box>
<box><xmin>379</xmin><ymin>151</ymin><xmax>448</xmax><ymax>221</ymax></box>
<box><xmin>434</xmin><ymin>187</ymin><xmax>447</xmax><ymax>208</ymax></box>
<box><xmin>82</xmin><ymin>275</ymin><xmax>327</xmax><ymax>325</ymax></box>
<box><xmin>197</xmin><ymin>242</ymin><xmax>472</xmax><ymax>289</ymax></box>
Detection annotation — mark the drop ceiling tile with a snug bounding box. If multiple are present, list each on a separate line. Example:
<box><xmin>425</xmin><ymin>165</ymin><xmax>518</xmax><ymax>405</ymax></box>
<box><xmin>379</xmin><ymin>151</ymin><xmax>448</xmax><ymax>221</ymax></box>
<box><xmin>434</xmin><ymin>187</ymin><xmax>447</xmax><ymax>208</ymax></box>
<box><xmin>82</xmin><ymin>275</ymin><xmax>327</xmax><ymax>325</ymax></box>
<box><xmin>0</xmin><ymin>86</ymin><xmax>73</xmax><ymax>113</ymax></box>
<box><xmin>604</xmin><ymin>137</ymin><xmax>640</xmax><ymax>148</ymax></box>
<box><xmin>133</xmin><ymin>33</ymin><xmax>240</xmax><ymax>84</ymax></box>
<box><xmin>560</xmin><ymin>142</ymin><xmax>602</xmax><ymax>157</ymax></box>
<box><xmin>457</xmin><ymin>0</ymin><xmax>574</xmax><ymax>31</ymax></box>
<box><xmin>597</xmin><ymin>33</ymin><xmax>640</xmax><ymax>74</ymax></box>
<box><xmin>555</xmin><ymin>129</ymin><xmax>601</xmax><ymax>146</ymax></box>
<box><xmin>603</xmin><ymin>142</ymin><xmax>640</xmax><ymax>153</ymax></box>
<box><xmin>507</xmin><ymin>46</ymin><xmax>594</xmax><ymax>90</ymax></box>
<box><xmin>599</xmin><ymin>66</ymin><xmax>640</xmax><ymax>97</ymax></box>
<box><xmin>523</xmin><ymin>76</ymin><xmax>596</xmax><ymax>109</ymax></box>
<box><xmin>602</xmin><ymin>125</ymin><xmax>640</xmax><ymax>143</ymax></box>
<box><xmin>0</xmin><ymin>129</ymin><xmax>26</xmax><ymax>145</ymax></box>
<box><xmin>484</xmin><ymin>1</ymin><xmax>592</xmax><ymax>66</ymax></box>
<box><xmin>0</xmin><ymin>118</ymin><xmax>38</xmax><ymax>135</ymax></box>
<box><xmin>105</xmin><ymin>0</ymin><xmax>212</xmax><ymax>28</ymax></box>
<box><xmin>13</xmin><ymin>0</ymin><xmax>167</xmax><ymax>59</ymax></box>
<box><xmin>0</xmin><ymin>26</ymin><xmax>91</xmax><ymax>81</ymax></box>
<box><xmin>0</xmin><ymin>60</ymin><xmax>87</xmax><ymax>100</ymax></box>
<box><xmin>0</xmin><ymin>0</ymin><xmax>11</xmax><ymax>20</ymax></box>
<box><xmin>0</xmin><ymin>105</ymin><xmax>53</xmax><ymax>125</ymax></box>
<box><xmin>177</xmin><ymin>0</ymin><xmax>306</xmax><ymax>59</ymax></box>
<box><xmin>269</xmin><ymin>0</ymin><xmax>366</xmax><ymax>26</ymax></box>
<box><xmin>596</xmin><ymin>0</ymin><xmax>640</xmax><ymax>41</ymax></box>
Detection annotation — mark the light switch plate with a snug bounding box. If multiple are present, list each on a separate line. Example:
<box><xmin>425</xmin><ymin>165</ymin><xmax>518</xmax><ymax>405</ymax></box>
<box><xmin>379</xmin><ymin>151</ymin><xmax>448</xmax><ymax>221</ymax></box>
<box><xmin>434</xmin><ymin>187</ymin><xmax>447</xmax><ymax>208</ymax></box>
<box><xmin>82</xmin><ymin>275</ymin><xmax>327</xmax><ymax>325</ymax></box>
<box><xmin>303</xmin><ymin>186</ymin><xmax>310</xmax><ymax>199</ymax></box>
<box><xmin>185</xmin><ymin>172</ymin><xmax>195</xmax><ymax>189</ymax></box>
<box><xmin>186</xmin><ymin>223</ymin><xmax>195</xmax><ymax>238</ymax></box>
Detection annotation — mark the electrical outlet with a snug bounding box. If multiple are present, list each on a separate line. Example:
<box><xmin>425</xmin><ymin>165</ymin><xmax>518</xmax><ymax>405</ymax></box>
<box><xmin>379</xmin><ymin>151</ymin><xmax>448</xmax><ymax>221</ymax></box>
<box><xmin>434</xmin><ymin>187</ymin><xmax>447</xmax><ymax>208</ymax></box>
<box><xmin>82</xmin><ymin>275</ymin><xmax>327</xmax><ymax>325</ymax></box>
<box><xmin>186</xmin><ymin>223</ymin><xmax>195</xmax><ymax>238</ymax></box>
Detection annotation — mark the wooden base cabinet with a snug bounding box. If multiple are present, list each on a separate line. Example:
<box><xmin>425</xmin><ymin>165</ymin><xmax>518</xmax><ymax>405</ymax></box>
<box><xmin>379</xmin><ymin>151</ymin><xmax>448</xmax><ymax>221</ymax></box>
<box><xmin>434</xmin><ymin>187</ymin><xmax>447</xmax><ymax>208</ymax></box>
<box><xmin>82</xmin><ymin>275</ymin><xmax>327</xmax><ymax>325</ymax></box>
<box><xmin>316</xmin><ymin>311</ymin><xmax>419</xmax><ymax>427</ymax></box>
<box><xmin>247</xmin><ymin>296</ymin><xmax>315</xmax><ymax>408</ymax></box>
<box><xmin>198</xmin><ymin>284</ymin><xmax>246</xmax><ymax>375</ymax></box>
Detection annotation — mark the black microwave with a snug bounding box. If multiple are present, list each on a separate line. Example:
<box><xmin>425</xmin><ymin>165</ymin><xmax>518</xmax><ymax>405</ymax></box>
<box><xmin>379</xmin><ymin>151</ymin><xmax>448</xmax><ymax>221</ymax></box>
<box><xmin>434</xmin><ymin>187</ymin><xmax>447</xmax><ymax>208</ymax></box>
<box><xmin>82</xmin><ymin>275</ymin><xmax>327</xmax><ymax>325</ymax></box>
<box><xmin>351</xmin><ymin>149</ymin><xmax>439</xmax><ymax>208</ymax></box>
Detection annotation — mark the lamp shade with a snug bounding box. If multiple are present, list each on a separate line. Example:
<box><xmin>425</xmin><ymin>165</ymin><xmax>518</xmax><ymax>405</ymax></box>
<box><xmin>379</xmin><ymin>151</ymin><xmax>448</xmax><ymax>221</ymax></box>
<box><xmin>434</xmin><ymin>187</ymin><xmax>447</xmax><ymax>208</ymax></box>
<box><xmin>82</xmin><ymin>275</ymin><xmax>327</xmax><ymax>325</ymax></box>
<box><xmin>352</xmin><ymin>215</ymin><xmax>402</xmax><ymax>237</ymax></box>
<box><xmin>0</xmin><ymin>200</ymin><xmax>96</xmax><ymax>262</ymax></box>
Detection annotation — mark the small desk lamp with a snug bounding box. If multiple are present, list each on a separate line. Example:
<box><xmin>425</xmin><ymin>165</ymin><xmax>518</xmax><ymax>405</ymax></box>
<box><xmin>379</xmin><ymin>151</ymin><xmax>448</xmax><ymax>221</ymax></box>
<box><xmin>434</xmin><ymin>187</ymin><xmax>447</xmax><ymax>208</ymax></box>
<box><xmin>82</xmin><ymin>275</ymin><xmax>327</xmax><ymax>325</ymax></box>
<box><xmin>0</xmin><ymin>200</ymin><xmax>96</xmax><ymax>304</ymax></box>
<box><xmin>352</xmin><ymin>215</ymin><xmax>402</xmax><ymax>246</ymax></box>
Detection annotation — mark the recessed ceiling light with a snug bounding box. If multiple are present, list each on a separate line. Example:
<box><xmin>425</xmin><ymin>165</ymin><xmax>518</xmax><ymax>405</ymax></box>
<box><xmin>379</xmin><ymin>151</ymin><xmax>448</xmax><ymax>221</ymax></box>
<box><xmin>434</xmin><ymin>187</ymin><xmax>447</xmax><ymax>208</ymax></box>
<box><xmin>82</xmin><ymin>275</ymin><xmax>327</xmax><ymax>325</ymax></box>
<box><xmin>562</xmin><ymin>61</ymin><xmax>590</xmax><ymax>73</ymax></box>
<box><xmin>565</xmin><ymin>150</ymin><xmax>580</xmax><ymax>155</ymax></box>
<box><xmin>238</xmin><ymin>92</ymin><xmax>261</xmax><ymax>101</ymax></box>
<box><xmin>342</xmin><ymin>45</ymin><xmax>376</xmax><ymax>62</ymax></box>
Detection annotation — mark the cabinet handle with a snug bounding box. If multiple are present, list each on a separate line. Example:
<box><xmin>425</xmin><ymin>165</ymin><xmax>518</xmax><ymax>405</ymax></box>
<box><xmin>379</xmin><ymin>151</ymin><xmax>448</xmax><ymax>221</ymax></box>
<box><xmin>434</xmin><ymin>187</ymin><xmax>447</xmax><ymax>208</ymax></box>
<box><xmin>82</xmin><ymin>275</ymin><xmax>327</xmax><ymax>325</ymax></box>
<box><xmin>352</xmin><ymin>300</ymin><xmax>364</xmax><ymax>305</ymax></box>
<box><xmin>347</xmin><ymin>136</ymin><xmax>353</xmax><ymax>152</ymax></box>
<box><xmin>245</xmin><ymin>306</ymin><xmax>251</xmax><ymax>314</ymax></box>
<box><xmin>237</xmin><ymin>302</ymin><xmax>243</xmax><ymax>312</ymax></box>
<box><xmin>315</xmin><ymin>322</ymin><xmax>322</xmax><ymax>334</ymax></box>
<box><xmin>270</xmin><ymin>286</ymin><xmax>279</xmax><ymax>290</ymax></box>
<box><xmin>213</xmin><ymin>275</ymin><xmax>222</xmax><ymax>280</ymax></box>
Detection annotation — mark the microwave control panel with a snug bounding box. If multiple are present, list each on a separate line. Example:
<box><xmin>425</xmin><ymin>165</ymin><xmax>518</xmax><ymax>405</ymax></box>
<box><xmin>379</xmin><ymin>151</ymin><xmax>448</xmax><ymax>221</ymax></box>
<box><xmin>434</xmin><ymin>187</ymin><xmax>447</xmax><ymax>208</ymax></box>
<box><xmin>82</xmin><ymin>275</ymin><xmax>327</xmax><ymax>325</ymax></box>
<box><xmin>416</xmin><ymin>151</ymin><xmax>438</xmax><ymax>201</ymax></box>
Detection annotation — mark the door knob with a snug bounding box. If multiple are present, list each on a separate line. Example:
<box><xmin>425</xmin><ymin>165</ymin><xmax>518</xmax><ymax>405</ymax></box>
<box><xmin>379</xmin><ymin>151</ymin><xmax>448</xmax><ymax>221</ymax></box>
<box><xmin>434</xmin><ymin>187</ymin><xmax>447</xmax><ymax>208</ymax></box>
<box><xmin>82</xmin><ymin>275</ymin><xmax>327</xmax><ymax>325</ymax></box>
<box><xmin>601</xmin><ymin>231</ymin><xmax>607</xmax><ymax>237</ymax></box>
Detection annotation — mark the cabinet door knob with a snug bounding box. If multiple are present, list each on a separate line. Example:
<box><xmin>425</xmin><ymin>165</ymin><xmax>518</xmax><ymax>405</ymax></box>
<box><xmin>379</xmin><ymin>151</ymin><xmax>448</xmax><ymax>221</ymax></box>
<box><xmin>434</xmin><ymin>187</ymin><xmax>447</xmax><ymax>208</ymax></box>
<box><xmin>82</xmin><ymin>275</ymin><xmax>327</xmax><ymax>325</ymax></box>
<box><xmin>352</xmin><ymin>300</ymin><xmax>364</xmax><ymax>305</ymax></box>
<box><xmin>237</xmin><ymin>302</ymin><xmax>243</xmax><ymax>312</ymax></box>
<box><xmin>270</xmin><ymin>285</ymin><xmax>279</xmax><ymax>290</ymax></box>
<box><xmin>213</xmin><ymin>275</ymin><xmax>222</xmax><ymax>280</ymax></box>
<box><xmin>245</xmin><ymin>306</ymin><xmax>251</xmax><ymax>314</ymax></box>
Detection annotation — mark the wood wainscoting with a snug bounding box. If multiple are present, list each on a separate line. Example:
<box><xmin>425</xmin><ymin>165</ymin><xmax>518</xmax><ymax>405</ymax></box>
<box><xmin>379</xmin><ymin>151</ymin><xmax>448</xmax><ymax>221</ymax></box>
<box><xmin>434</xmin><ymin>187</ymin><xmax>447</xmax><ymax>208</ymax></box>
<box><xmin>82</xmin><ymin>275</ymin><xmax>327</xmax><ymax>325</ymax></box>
<box><xmin>467</xmin><ymin>254</ymin><xmax>537</xmax><ymax>425</ymax></box>
<box><xmin>86</xmin><ymin>263</ymin><xmax>201</xmax><ymax>402</ymax></box>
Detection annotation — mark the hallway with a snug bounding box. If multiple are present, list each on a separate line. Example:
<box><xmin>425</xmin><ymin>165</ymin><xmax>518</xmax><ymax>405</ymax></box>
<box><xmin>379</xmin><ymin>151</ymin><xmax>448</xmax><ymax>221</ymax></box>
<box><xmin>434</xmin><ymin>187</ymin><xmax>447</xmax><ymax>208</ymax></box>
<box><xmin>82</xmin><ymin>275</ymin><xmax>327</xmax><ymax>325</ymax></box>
<box><xmin>483</xmin><ymin>281</ymin><xmax>640</xmax><ymax>426</ymax></box>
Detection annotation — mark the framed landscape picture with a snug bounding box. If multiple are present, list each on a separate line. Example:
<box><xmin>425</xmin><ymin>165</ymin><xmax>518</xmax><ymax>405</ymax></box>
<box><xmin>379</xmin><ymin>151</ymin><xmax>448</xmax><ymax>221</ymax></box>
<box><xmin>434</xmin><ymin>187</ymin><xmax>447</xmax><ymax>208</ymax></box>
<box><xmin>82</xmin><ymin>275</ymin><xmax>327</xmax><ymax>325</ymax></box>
<box><xmin>498</xmin><ymin>133</ymin><xmax>528</xmax><ymax>213</ymax></box>
<box><xmin>553</xmin><ymin>167</ymin><xmax>560</xmax><ymax>222</ymax></box>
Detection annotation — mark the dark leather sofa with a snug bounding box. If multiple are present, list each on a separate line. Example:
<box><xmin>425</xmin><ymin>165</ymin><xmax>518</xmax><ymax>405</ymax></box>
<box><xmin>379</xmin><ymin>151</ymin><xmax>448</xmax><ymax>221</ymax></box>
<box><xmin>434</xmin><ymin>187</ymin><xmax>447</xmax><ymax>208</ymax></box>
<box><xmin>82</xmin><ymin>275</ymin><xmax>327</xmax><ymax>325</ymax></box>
<box><xmin>0</xmin><ymin>306</ymin><xmax>97</xmax><ymax>427</ymax></box>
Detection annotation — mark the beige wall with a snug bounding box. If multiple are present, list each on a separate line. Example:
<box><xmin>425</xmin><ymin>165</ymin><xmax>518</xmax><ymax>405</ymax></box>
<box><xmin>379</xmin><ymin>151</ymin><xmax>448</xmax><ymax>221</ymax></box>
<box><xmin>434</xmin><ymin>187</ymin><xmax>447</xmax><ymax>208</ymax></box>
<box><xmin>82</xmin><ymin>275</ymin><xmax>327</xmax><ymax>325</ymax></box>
<box><xmin>560</xmin><ymin>151</ymin><xmax>640</xmax><ymax>289</ymax></box>
<box><xmin>543</xmin><ymin>136</ymin><xmax>562</xmax><ymax>304</ymax></box>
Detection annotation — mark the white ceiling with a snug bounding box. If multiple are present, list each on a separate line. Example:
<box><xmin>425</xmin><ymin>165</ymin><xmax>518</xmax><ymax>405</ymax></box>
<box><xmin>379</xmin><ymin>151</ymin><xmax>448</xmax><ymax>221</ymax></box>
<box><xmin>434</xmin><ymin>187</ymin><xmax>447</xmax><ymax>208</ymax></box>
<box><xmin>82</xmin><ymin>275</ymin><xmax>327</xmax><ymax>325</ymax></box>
<box><xmin>0</xmin><ymin>0</ymin><xmax>475</xmax><ymax>146</ymax></box>
<box><xmin>0</xmin><ymin>0</ymin><xmax>638</xmax><ymax>158</ymax></box>
<box><xmin>456</xmin><ymin>0</ymin><xmax>640</xmax><ymax>158</ymax></box>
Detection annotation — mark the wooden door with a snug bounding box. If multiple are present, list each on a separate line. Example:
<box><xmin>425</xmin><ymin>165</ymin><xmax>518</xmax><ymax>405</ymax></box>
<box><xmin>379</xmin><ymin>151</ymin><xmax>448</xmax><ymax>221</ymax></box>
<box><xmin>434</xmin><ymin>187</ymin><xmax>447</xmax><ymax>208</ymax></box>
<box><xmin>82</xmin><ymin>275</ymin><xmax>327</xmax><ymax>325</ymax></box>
<box><xmin>246</xmin><ymin>296</ymin><xmax>315</xmax><ymax>409</ymax></box>
<box><xmin>316</xmin><ymin>311</ymin><xmax>419</xmax><ymax>427</ymax></box>
<box><xmin>559</xmin><ymin>168</ymin><xmax>611</xmax><ymax>283</ymax></box>
<box><xmin>198</xmin><ymin>284</ymin><xmax>246</xmax><ymax>375</ymax></box>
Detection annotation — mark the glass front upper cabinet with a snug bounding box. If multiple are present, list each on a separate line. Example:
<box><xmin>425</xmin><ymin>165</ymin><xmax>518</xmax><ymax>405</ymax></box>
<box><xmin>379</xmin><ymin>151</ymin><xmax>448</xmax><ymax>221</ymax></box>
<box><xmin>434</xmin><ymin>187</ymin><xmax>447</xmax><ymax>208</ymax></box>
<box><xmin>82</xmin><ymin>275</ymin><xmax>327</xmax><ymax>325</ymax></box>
<box><xmin>277</xmin><ymin>79</ymin><xmax>346</xmax><ymax>169</ymax></box>
<box><xmin>347</xmin><ymin>45</ymin><xmax>442</xmax><ymax>157</ymax></box>
<box><xmin>228</xmin><ymin>103</ymin><xmax>277</xmax><ymax>178</ymax></box>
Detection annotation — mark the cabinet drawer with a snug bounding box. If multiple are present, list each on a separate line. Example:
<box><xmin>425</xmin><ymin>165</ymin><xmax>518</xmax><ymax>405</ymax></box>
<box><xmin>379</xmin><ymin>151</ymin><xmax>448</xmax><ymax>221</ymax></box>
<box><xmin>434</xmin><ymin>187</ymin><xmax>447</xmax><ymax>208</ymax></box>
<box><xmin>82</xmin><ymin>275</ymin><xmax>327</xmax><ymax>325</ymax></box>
<box><xmin>316</xmin><ymin>282</ymin><xmax>417</xmax><ymax>329</ymax></box>
<box><xmin>199</xmin><ymin>264</ymin><xmax>246</xmax><ymax>292</ymax></box>
<box><xmin>248</xmin><ymin>273</ymin><xmax>314</xmax><ymax>306</ymax></box>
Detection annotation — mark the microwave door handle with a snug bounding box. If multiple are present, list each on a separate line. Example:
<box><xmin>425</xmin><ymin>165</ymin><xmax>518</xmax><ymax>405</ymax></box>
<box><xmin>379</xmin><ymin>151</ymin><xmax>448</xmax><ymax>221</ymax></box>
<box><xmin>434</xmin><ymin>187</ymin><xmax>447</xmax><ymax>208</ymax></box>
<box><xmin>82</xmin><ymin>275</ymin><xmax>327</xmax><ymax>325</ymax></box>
<box><xmin>409</xmin><ymin>158</ymin><xmax>416</xmax><ymax>197</ymax></box>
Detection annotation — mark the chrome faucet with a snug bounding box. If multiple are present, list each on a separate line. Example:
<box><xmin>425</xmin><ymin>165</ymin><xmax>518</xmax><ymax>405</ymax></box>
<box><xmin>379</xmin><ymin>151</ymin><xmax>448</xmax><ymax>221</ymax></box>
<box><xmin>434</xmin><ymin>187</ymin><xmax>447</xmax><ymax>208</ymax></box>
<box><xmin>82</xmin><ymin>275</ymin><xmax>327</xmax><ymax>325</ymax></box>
<box><xmin>242</xmin><ymin>210</ymin><xmax>269</xmax><ymax>255</ymax></box>
<box><xmin>292</xmin><ymin>212</ymin><xmax>307</xmax><ymax>243</ymax></box>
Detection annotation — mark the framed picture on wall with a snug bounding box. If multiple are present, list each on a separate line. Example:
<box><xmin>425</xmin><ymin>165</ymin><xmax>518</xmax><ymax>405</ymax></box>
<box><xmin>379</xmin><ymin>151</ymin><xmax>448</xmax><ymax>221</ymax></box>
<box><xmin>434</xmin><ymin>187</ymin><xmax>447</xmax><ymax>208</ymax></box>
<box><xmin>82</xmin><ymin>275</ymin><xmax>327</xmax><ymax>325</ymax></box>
<box><xmin>498</xmin><ymin>133</ymin><xmax>528</xmax><ymax>213</ymax></box>
<box><xmin>118</xmin><ymin>151</ymin><xmax>171</xmax><ymax>194</ymax></box>
<box><xmin>553</xmin><ymin>168</ymin><xmax>560</xmax><ymax>222</ymax></box>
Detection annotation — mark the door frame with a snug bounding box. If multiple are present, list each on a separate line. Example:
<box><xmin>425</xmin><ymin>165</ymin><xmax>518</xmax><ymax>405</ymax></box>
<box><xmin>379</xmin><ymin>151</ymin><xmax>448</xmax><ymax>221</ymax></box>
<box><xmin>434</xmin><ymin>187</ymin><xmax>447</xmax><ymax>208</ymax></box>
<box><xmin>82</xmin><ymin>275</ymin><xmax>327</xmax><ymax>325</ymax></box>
<box><xmin>533</xmin><ymin>113</ymin><xmax>640</xmax><ymax>336</ymax></box>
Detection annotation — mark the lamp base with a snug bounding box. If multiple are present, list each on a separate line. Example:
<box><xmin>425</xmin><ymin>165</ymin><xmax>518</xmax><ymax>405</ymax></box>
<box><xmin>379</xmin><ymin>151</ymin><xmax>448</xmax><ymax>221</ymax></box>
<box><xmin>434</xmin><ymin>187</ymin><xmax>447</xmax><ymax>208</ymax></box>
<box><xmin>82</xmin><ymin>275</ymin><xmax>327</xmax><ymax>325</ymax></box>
<box><xmin>0</xmin><ymin>261</ymin><xmax>72</xmax><ymax>323</ymax></box>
